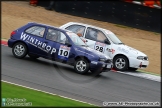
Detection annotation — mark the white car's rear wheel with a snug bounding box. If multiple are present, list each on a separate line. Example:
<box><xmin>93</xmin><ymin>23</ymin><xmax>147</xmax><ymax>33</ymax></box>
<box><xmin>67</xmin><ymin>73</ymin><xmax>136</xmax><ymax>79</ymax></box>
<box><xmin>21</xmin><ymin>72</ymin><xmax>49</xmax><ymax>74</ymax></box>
<box><xmin>113</xmin><ymin>56</ymin><xmax>128</xmax><ymax>71</ymax></box>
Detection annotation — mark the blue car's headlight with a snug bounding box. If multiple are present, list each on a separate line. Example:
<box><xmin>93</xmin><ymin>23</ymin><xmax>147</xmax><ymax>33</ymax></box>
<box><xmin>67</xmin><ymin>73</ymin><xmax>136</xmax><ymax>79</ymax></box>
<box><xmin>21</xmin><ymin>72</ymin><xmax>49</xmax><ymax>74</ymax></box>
<box><xmin>98</xmin><ymin>58</ymin><xmax>106</xmax><ymax>62</ymax></box>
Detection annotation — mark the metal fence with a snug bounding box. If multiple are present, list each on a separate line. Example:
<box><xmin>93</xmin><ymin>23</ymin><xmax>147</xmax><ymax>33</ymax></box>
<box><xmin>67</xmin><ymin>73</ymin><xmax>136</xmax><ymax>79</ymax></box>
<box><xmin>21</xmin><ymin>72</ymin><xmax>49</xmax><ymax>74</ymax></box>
<box><xmin>37</xmin><ymin>0</ymin><xmax>161</xmax><ymax>33</ymax></box>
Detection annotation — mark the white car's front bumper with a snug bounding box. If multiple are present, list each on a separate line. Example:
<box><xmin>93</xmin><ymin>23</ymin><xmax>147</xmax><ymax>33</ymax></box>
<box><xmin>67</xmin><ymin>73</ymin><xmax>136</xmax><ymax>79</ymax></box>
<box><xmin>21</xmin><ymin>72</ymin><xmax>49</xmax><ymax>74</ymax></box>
<box><xmin>129</xmin><ymin>57</ymin><xmax>149</xmax><ymax>69</ymax></box>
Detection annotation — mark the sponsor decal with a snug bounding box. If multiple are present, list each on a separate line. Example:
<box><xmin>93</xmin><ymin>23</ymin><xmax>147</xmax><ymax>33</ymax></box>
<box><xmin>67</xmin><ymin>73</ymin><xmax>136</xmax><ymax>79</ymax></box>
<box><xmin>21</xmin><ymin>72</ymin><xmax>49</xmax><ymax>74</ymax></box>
<box><xmin>107</xmin><ymin>48</ymin><xmax>115</xmax><ymax>54</ymax></box>
<box><xmin>75</xmin><ymin>48</ymin><xmax>94</xmax><ymax>57</ymax></box>
<box><xmin>117</xmin><ymin>47</ymin><xmax>129</xmax><ymax>54</ymax></box>
<box><xmin>20</xmin><ymin>32</ymin><xmax>56</xmax><ymax>54</ymax></box>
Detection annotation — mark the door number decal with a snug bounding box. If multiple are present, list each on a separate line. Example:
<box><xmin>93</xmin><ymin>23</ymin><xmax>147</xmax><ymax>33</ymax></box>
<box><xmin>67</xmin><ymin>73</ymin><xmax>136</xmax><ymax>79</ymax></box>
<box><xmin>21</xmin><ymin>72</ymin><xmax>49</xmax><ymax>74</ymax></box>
<box><xmin>58</xmin><ymin>45</ymin><xmax>71</xmax><ymax>60</ymax></box>
<box><xmin>94</xmin><ymin>42</ymin><xmax>106</xmax><ymax>53</ymax></box>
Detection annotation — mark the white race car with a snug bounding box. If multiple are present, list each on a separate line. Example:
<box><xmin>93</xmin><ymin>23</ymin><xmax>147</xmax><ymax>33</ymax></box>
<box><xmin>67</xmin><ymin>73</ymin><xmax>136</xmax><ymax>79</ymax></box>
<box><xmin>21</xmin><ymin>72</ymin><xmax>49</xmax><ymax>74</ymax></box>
<box><xmin>60</xmin><ymin>22</ymin><xmax>149</xmax><ymax>71</ymax></box>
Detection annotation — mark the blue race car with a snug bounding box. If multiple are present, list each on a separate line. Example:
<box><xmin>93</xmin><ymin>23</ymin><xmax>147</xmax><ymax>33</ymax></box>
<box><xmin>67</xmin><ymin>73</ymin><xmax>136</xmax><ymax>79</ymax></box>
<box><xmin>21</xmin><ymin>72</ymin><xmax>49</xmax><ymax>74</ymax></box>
<box><xmin>8</xmin><ymin>22</ymin><xmax>113</xmax><ymax>75</ymax></box>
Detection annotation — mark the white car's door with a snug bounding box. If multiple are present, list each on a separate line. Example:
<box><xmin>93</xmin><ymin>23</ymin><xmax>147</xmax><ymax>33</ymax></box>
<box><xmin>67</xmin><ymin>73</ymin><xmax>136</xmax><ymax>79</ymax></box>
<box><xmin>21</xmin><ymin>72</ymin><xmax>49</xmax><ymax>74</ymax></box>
<box><xmin>84</xmin><ymin>27</ymin><xmax>112</xmax><ymax>57</ymax></box>
<box><xmin>63</xmin><ymin>24</ymin><xmax>112</xmax><ymax>57</ymax></box>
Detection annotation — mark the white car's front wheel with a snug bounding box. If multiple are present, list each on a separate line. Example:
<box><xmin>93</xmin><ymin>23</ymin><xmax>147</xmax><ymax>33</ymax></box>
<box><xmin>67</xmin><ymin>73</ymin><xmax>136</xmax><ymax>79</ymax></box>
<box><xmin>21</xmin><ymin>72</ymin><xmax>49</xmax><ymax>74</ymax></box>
<box><xmin>113</xmin><ymin>56</ymin><xmax>129</xmax><ymax>71</ymax></box>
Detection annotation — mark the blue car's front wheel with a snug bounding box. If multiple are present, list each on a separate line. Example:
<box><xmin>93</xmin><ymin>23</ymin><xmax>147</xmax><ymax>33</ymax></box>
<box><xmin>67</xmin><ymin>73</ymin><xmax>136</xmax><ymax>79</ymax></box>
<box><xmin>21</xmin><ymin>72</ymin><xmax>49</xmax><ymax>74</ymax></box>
<box><xmin>74</xmin><ymin>58</ymin><xmax>90</xmax><ymax>74</ymax></box>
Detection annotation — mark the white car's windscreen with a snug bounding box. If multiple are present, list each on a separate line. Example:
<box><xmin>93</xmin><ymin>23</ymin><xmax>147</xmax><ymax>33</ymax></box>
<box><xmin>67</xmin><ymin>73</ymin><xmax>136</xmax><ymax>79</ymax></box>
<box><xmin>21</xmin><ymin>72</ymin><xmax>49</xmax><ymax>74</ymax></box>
<box><xmin>105</xmin><ymin>30</ymin><xmax>123</xmax><ymax>44</ymax></box>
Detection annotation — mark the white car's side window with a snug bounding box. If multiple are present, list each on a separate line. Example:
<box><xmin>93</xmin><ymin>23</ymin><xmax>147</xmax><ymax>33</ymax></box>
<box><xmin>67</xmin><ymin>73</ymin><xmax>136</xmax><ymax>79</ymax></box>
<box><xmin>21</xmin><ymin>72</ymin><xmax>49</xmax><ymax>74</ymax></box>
<box><xmin>97</xmin><ymin>31</ymin><xmax>107</xmax><ymax>42</ymax></box>
<box><xmin>85</xmin><ymin>28</ymin><xmax>97</xmax><ymax>41</ymax></box>
<box><xmin>85</xmin><ymin>27</ymin><xmax>107</xmax><ymax>43</ymax></box>
<box><xmin>65</xmin><ymin>25</ymin><xmax>86</xmax><ymax>36</ymax></box>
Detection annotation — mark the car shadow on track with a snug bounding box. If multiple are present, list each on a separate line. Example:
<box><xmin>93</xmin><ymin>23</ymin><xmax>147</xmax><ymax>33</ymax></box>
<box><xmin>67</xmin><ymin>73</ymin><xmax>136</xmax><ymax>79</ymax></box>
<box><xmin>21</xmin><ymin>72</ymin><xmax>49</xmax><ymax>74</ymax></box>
<box><xmin>6</xmin><ymin>55</ymin><xmax>110</xmax><ymax>79</ymax></box>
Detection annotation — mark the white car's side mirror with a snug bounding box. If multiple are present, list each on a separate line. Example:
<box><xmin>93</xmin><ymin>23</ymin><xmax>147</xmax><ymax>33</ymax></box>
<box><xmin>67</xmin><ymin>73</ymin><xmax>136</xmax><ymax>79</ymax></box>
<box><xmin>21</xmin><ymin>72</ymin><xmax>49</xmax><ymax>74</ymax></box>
<box><xmin>104</xmin><ymin>39</ymin><xmax>110</xmax><ymax>45</ymax></box>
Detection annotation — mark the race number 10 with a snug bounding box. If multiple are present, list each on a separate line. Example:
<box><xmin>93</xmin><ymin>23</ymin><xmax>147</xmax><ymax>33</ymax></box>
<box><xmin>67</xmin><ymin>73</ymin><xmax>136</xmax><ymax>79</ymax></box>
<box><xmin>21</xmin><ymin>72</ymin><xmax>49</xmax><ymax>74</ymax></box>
<box><xmin>58</xmin><ymin>45</ymin><xmax>71</xmax><ymax>60</ymax></box>
<box><xmin>59</xmin><ymin>50</ymin><xmax>69</xmax><ymax>57</ymax></box>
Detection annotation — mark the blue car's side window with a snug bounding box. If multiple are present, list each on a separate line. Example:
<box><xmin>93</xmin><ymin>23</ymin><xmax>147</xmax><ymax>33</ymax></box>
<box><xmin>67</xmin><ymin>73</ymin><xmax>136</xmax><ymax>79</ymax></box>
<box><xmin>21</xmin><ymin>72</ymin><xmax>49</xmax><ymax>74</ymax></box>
<box><xmin>59</xmin><ymin>32</ymin><xmax>67</xmax><ymax>44</ymax></box>
<box><xmin>46</xmin><ymin>29</ymin><xmax>59</xmax><ymax>42</ymax></box>
<box><xmin>25</xmin><ymin>26</ymin><xmax>45</xmax><ymax>37</ymax></box>
<box><xmin>46</xmin><ymin>28</ymin><xmax>67</xmax><ymax>44</ymax></box>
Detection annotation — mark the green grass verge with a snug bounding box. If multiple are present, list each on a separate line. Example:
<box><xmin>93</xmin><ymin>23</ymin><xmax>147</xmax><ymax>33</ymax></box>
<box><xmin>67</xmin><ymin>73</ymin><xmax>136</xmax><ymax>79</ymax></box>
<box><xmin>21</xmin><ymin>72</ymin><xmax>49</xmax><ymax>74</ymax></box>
<box><xmin>137</xmin><ymin>69</ymin><xmax>160</xmax><ymax>76</ymax></box>
<box><xmin>1</xmin><ymin>38</ymin><xmax>8</xmax><ymax>41</ymax></box>
<box><xmin>2</xmin><ymin>82</ymin><xmax>97</xmax><ymax>107</ymax></box>
<box><xmin>115</xmin><ymin>24</ymin><xmax>133</xmax><ymax>29</ymax></box>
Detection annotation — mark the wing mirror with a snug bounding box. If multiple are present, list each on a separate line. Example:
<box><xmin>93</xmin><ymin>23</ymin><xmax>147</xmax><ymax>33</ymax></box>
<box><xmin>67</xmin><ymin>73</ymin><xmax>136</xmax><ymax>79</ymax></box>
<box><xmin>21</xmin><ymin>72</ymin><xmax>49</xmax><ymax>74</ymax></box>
<box><xmin>65</xmin><ymin>41</ymin><xmax>72</xmax><ymax>47</ymax></box>
<box><xmin>83</xmin><ymin>39</ymin><xmax>88</xmax><ymax>43</ymax></box>
<box><xmin>104</xmin><ymin>39</ymin><xmax>110</xmax><ymax>45</ymax></box>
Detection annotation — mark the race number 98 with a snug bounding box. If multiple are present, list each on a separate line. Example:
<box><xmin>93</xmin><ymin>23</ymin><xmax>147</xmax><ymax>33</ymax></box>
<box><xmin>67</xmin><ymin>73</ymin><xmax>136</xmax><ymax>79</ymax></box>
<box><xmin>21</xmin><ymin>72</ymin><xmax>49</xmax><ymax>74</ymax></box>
<box><xmin>95</xmin><ymin>45</ymin><xmax>104</xmax><ymax>53</ymax></box>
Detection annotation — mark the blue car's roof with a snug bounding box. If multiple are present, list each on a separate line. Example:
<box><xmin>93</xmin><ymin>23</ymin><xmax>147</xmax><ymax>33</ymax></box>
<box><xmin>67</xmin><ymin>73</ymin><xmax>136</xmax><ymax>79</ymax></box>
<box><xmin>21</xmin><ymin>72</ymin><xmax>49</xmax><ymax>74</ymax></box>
<box><xmin>28</xmin><ymin>22</ymin><xmax>70</xmax><ymax>33</ymax></box>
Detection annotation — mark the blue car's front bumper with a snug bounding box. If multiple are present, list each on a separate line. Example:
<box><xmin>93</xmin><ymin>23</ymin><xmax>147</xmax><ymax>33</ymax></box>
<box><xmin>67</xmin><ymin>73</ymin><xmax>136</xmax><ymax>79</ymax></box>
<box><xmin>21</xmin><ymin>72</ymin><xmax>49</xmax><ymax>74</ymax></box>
<box><xmin>90</xmin><ymin>61</ymin><xmax>113</xmax><ymax>72</ymax></box>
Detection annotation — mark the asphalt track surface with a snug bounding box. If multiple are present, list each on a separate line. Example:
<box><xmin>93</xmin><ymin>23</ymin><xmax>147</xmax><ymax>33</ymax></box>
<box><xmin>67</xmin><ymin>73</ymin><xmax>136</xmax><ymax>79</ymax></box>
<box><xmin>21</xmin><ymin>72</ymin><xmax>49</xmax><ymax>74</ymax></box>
<box><xmin>1</xmin><ymin>45</ymin><xmax>161</xmax><ymax>106</ymax></box>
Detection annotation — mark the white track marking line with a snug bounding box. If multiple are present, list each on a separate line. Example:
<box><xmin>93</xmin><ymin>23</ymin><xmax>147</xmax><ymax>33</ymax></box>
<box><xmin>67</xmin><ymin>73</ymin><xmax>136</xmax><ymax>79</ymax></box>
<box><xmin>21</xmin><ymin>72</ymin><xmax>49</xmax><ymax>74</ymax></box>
<box><xmin>1</xmin><ymin>44</ymin><xmax>8</xmax><ymax>46</ymax></box>
<box><xmin>117</xmin><ymin>71</ymin><xmax>161</xmax><ymax>82</ymax></box>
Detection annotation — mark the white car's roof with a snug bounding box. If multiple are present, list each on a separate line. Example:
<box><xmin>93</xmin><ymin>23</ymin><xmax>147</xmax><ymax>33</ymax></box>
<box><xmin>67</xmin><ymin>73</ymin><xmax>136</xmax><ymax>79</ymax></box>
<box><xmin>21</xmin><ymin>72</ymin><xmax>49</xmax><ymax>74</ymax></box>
<box><xmin>66</xmin><ymin>22</ymin><xmax>111</xmax><ymax>33</ymax></box>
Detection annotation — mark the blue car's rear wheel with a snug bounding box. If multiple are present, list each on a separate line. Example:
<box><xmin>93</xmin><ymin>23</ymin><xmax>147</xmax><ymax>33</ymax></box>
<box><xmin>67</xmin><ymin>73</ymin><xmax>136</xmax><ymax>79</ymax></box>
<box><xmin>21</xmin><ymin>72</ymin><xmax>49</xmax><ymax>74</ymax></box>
<box><xmin>12</xmin><ymin>42</ymin><xmax>27</xmax><ymax>59</ymax></box>
<box><xmin>74</xmin><ymin>58</ymin><xmax>89</xmax><ymax>74</ymax></box>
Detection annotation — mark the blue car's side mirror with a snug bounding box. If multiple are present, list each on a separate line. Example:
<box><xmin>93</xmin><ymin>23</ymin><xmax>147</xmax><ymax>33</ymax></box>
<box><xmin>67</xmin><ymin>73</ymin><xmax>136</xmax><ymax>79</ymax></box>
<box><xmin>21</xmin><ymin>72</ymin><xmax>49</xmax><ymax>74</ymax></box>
<box><xmin>65</xmin><ymin>42</ymin><xmax>72</xmax><ymax>47</ymax></box>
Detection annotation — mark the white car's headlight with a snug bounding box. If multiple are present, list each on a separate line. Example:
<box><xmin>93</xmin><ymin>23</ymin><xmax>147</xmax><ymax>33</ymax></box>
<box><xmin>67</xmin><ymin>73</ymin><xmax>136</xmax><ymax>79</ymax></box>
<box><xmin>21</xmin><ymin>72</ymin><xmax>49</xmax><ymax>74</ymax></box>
<box><xmin>137</xmin><ymin>56</ymin><xmax>148</xmax><ymax>60</ymax></box>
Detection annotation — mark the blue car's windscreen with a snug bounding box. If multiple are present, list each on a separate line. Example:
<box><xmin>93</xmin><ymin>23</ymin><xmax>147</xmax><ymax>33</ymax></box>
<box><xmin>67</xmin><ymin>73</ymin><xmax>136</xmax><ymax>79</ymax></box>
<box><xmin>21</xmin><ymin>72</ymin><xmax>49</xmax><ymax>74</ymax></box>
<box><xmin>67</xmin><ymin>32</ymin><xmax>87</xmax><ymax>46</ymax></box>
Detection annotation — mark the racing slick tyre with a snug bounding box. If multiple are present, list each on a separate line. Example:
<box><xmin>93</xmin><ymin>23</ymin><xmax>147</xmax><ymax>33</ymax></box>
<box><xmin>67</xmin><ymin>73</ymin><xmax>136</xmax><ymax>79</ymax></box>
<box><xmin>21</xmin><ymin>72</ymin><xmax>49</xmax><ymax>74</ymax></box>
<box><xmin>128</xmin><ymin>67</ymin><xmax>138</xmax><ymax>71</ymax></box>
<box><xmin>28</xmin><ymin>54</ymin><xmax>39</xmax><ymax>59</ymax></box>
<box><xmin>113</xmin><ymin>55</ymin><xmax>129</xmax><ymax>71</ymax></box>
<box><xmin>74</xmin><ymin>58</ymin><xmax>90</xmax><ymax>74</ymax></box>
<box><xmin>12</xmin><ymin>42</ymin><xmax>28</xmax><ymax>59</ymax></box>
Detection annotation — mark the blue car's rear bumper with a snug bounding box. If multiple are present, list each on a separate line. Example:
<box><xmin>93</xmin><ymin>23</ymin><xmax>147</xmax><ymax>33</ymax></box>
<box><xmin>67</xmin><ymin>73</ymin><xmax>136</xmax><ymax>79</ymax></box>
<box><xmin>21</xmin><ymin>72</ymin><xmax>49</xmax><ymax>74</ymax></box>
<box><xmin>8</xmin><ymin>39</ymin><xmax>17</xmax><ymax>48</ymax></box>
